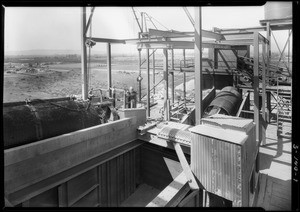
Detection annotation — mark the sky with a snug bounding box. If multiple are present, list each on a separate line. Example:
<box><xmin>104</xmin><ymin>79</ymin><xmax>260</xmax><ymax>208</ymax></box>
<box><xmin>4</xmin><ymin>4</ymin><xmax>292</xmax><ymax>55</ymax></box>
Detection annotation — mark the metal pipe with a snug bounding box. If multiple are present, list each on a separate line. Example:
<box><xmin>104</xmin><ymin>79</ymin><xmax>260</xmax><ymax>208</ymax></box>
<box><xmin>107</xmin><ymin>43</ymin><xmax>112</xmax><ymax>97</ymax></box>
<box><xmin>194</xmin><ymin>7</ymin><xmax>203</xmax><ymax>125</ymax></box>
<box><xmin>147</xmin><ymin>49</ymin><xmax>150</xmax><ymax>117</ymax></box>
<box><xmin>262</xmin><ymin>42</ymin><xmax>267</xmax><ymax>145</ymax></box>
<box><xmin>81</xmin><ymin>7</ymin><xmax>88</xmax><ymax>100</ymax></box>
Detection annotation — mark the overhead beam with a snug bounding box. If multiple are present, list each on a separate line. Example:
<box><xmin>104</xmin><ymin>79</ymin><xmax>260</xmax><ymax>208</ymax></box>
<box><xmin>137</xmin><ymin>41</ymin><xmax>240</xmax><ymax>50</ymax></box>
<box><xmin>148</xmin><ymin>28</ymin><xmax>224</xmax><ymax>40</ymax></box>
<box><xmin>90</xmin><ymin>37</ymin><xmax>126</xmax><ymax>44</ymax></box>
<box><xmin>219</xmin><ymin>26</ymin><xmax>266</xmax><ymax>33</ymax></box>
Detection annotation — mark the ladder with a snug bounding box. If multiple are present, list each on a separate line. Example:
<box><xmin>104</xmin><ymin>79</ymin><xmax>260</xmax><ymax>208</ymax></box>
<box><xmin>276</xmin><ymin>76</ymin><xmax>292</xmax><ymax>138</ymax></box>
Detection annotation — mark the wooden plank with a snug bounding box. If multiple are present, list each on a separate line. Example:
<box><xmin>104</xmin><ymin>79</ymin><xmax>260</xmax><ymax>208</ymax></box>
<box><xmin>178</xmin><ymin>190</ymin><xmax>199</xmax><ymax>207</ymax></box>
<box><xmin>173</xmin><ymin>143</ymin><xmax>199</xmax><ymax>190</ymax></box>
<box><xmin>5</xmin><ymin>117</ymin><xmax>136</xmax><ymax>166</ymax></box>
<box><xmin>69</xmin><ymin>184</ymin><xmax>99</xmax><ymax>207</ymax></box>
<box><xmin>7</xmin><ymin>140</ymin><xmax>143</xmax><ymax>206</ymax></box>
<box><xmin>5</xmin><ymin>118</ymin><xmax>138</xmax><ymax>194</ymax></box>
<box><xmin>147</xmin><ymin>172</ymin><xmax>190</xmax><ymax>207</ymax></box>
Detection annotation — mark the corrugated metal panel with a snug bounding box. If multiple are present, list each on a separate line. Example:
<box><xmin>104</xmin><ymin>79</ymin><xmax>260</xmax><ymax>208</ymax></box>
<box><xmin>191</xmin><ymin>134</ymin><xmax>243</xmax><ymax>206</ymax></box>
<box><xmin>190</xmin><ymin>116</ymin><xmax>257</xmax><ymax>207</ymax></box>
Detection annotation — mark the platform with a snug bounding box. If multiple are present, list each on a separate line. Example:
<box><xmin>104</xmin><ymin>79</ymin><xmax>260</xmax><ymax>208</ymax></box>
<box><xmin>256</xmin><ymin>122</ymin><xmax>292</xmax><ymax>210</ymax></box>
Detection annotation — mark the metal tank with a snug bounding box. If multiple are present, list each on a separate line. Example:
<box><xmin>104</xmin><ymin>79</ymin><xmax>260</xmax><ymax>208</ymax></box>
<box><xmin>3</xmin><ymin>97</ymin><xmax>113</xmax><ymax>149</ymax></box>
<box><xmin>264</xmin><ymin>2</ymin><xmax>292</xmax><ymax>20</ymax></box>
<box><xmin>204</xmin><ymin>86</ymin><xmax>242</xmax><ymax>117</ymax></box>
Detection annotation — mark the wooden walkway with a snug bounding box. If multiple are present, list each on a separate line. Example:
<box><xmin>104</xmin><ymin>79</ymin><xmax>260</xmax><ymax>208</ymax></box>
<box><xmin>256</xmin><ymin>122</ymin><xmax>291</xmax><ymax>210</ymax></box>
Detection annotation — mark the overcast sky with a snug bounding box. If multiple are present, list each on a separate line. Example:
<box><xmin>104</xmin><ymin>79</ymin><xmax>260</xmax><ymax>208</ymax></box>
<box><xmin>4</xmin><ymin>5</ymin><xmax>292</xmax><ymax>54</ymax></box>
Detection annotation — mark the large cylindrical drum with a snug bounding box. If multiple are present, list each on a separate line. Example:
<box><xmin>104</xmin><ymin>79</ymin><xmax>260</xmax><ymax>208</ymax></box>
<box><xmin>204</xmin><ymin>86</ymin><xmax>242</xmax><ymax>117</ymax></box>
<box><xmin>3</xmin><ymin>98</ymin><xmax>109</xmax><ymax>149</ymax></box>
<box><xmin>264</xmin><ymin>2</ymin><xmax>292</xmax><ymax>20</ymax></box>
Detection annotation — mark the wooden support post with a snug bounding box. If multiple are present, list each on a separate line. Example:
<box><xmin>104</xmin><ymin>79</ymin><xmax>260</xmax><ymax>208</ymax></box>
<box><xmin>152</xmin><ymin>49</ymin><xmax>156</xmax><ymax>95</ymax></box>
<box><xmin>107</xmin><ymin>43</ymin><xmax>112</xmax><ymax>97</ymax></box>
<box><xmin>58</xmin><ymin>183</ymin><xmax>68</xmax><ymax>207</ymax></box>
<box><xmin>171</xmin><ymin>49</ymin><xmax>175</xmax><ymax>104</ymax></box>
<box><xmin>183</xmin><ymin>49</ymin><xmax>186</xmax><ymax>109</ymax></box>
<box><xmin>194</xmin><ymin>7</ymin><xmax>203</xmax><ymax>125</ymax></box>
<box><xmin>147</xmin><ymin>49</ymin><xmax>150</xmax><ymax>117</ymax></box>
<box><xmin>266</xmin><ymin>22</ymin><xmax>271</xmax><ymax>85</ymax></box>
<box><xmin>163</xmin><ymin>49</ymin><xmax>169</xmax><ymax>121</ymax></box>
<box><xmin>138</xmin><ymin>49</ymin><xmax>142</xmax><ymax>102</ymax></box>
<box><xmin>81</xmin><ymin>7</ymin><xmax>88</xmax><ymax>100</ymax></box>
<box><xmin>253</xmin><ymin>32</ymin><xmax>260</xmax><ymax>144</ymax></box>
<box><xmin>261</xmin><ymin>42</ymin><xmax>267</xmax><ymax>145</ymax></box>
<box><xmin>173</xmin><ymin>142</ymin><xmax>199</xmax><ymax>190</ymax></box>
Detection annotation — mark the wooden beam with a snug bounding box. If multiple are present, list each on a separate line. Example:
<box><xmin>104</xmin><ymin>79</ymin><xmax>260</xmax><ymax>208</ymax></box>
<box><xmin>194</xmin><ymin>6</ymin><xmax>203</xmax><ymax>124</ymax></box>
<box><xmin>5</xmin><ymin>117</ymin><xmax>139</xmax><ymax>194</ymax></box>
<box><xmin>146</xmin><ymin>172</ymin><xmax>190</xmax><ymax>207</ymax></box>
<box><xmin>173</xmin><ymin>142</ymin><xmax>199</xmax><ymax>190</ymax></box>
<box><xmin>90</xmin><ymin>37</ymin><xmax>126</xmax><ymax>44</ymax></box>
<box><xmin>81</xmin><ymin>7</ymin><xmax>88</xmax><ymax>100</ymax></box>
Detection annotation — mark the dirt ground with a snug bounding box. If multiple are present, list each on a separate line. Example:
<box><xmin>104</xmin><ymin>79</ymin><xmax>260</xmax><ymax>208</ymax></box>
<box><xmin>3</xmin><ymin>62</ymin><xmax>195</xmax><ymax>103</ymax></box>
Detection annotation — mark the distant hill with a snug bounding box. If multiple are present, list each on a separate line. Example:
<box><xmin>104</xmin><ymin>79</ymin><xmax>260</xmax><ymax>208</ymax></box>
<box><xmin>5</xmin><ymin>49</ymin><xmax>105</xmax><ymax>56</ymax></box>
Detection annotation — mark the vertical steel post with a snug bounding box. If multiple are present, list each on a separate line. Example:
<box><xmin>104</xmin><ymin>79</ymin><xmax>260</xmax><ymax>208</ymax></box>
<box><xmin>138</xmin><ymin>49</ymin><xmax>142</xmax><ymax>102</ymax></box>
<box><xmin>266</xmin><ymin>22</ymin><xmax>271</xmax><ymax>85</ymax></box>
<box><xmin>146</xmin><ymin>49</ymin><xmax>150</xmax><ymax>117</ymax></box>
<box><xmin>152</xmin><ymin>49</ymin><xmax>156</xmax><ymax>95</ymax></box>
<box><xmin>107</xmin><ymin>43</ymin><xmax>112</xmax><ymax>97</ymax></box>
<box><xmin>194</xmin><ymin>7</ymin><xmax>203</xmax><ymax>125</ymax></box>
<box><xmin>163</xmin><ymin>49</ymin><xmax>169</xmax><ymax>121</ymax></box>
<box><xmin>262</xmin><ymin>42</ymin><xmax>267</xmax><ymax>145</ymax></box>
<box><xmin>171</xmin><ymin>49</ymin><xmax>175</xmax><ymax>104</ymax></box>
<box><xmin>183</xmin><ymin>49</ymin><xmax>186</xmax><ymax>109</ymax></box>
<box><xmin>81</xmin><ymin>7</ymin><xmax>88</xmax><ymax>100</ymax></box>
<box><xmin>253</xmin><ymin>32</ymin><xmax>260</xmax><ymax>144</ymax></box>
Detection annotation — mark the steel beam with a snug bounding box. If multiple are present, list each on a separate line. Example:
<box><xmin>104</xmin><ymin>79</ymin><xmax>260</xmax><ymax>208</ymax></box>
<box><xmin>137</xmin><ymin>41</ymin><xmax>236</xmax><ymax>50</ymax></box>
<box><xmin>261</xmin><ymin>42</ymin><xmax>266</xmax><ymax>145</ymax></box>
<box><xmin>183</xmin><ymin>49</ymin><xmax>186</xmax><ymax>109</ymax></box>
<box><xmin>253</xmin><ymin>32</ymin><xmax>260</xmax><ymax>144</ymax></box>
<box><xmin>107</xmin><ymin>43</ymin><xmax>112</xmax><ymax>96</ymax></box>
<box><xmin>194</xmin><ymin>7</ymin><xmax>203</xmax><ymax>125</ymax></box>
<box><xmin>171</xmin><ymin>49</ymin><xmax>175</xmax><ymax>104</ymax></box>
<box><xmin>163</xmin><ymin>49</ymin><xmax>169</xmax><ymax>121</ymax></box>
<box><xmin>148</xmin><ymin>28</ymin><xmax>224</xmax><ymax>40</ymax></box>
<box><xmin>152</xmin><ymin>50</ymin><xmax>156</xmax><ymax>94</ymax></box>
<box><xmin>147</xmin><ymin>49</ymin><xmax>150</xmax><ymax>117</ymax></box>
<box><xmin>90</xmin><ymin>37</ymin><xmax>126</xmax><ymax>44</ymax></box>
<box><xmin>84</xmin><ymin>7</ymin><xmax>95</xmax><ymax>36</ymax></box>
<box><xmin>138</xmin><ymin>49</ymin><xmax>142</xmax><ymax>102</ymax></box>
<box><xmin>81</xmin><ymin>7</ymin><xmax>88</xmax><ymax>100</ymax></box>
